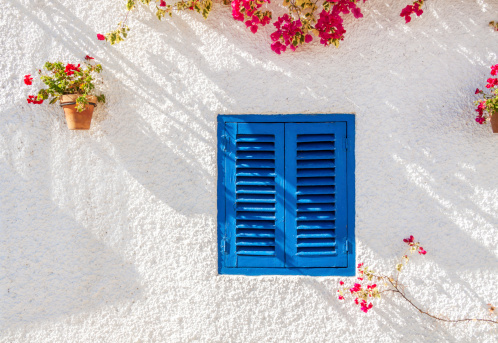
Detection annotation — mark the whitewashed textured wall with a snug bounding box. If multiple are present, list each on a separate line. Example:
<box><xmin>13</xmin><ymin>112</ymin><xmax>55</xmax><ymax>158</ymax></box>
<box><xmin>1</xmin><ymin>0</ymin><xmax>498</xmax><ymax>341</ymax></box>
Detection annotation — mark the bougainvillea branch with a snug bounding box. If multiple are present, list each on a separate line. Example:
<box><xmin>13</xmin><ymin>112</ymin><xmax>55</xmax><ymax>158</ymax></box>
<box><xmin>337</xmin><ymin>236</ymin><xmax>498</xmax><ymax>324</ymax></box>
<box><xmin>387</xmin><ymin>277</ymin><xmax>498</xmax><ymax>324</ymax></box>
<box><xmin>98</xmin><ymin>0</ymin><xmax>373</xmax><ymax>52</ymax></box>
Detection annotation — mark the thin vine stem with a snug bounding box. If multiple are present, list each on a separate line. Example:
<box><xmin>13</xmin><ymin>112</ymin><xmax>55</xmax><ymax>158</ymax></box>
<box><xmin>383</xmin><ymin>276</ymin><xmax>498</xmax><ymax>324</ymax></box>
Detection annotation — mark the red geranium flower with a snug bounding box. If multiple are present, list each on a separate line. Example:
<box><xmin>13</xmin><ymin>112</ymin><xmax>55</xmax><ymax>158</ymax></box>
<box><xmin>97</xmin><ymin>33</ymin><xmax>105</xmax><ymax>40</ymax></box>
<box><xmin>476</xmin><ymin>116</ymin><xmax>486</xmax><ymax>124</ymax></box>
<box><xmin>65</xmin><ymin>63</ymin><xmax>81</xmax><ymax>76</ymax></box>
<box><xmin>27</xmin><ymin>95</ymin><xmax>43</xmax><ymax>104</ymax></box>
<box><xmin>486</xmin><ymin>78</ymin><xmax>498</xmax><ymax>89</ymax></box>
<box><xmin>491</xmin><ymin>64</ymin><xmax>498</xmax><ymax>76</ymax></box>
<box><xmin>24</xmin><ymin>75</ymin><xmax>33</xmax><ymax>85</ymax></box>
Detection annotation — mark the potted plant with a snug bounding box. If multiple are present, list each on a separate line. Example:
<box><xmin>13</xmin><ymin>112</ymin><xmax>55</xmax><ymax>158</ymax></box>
<box><xmin>474</xmin><ymin>64</ymin><xmax>498</xmax><ymax>134</ymax></box>
<box><xmin>24</xmin><ymin>56</ymin><xmax>105</xmax><ymax>130</ymax></box>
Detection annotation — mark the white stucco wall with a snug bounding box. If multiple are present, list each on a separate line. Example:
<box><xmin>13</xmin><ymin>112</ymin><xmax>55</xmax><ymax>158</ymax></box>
<box><xmin>1</xmin><ymin>0</ymin><xmax>498</xmax><ymax>341</ymax></box>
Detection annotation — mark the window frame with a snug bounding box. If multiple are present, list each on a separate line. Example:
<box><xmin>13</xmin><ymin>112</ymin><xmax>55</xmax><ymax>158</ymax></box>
<box><xmin>217</xmin><ymin>114</ymin><xmax>355</xmax><ymax>276</ymax></box>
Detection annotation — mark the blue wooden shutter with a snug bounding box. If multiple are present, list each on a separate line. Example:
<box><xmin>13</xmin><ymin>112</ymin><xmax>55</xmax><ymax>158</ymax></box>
<box><xmin>224</xmin><ymin>122</ymin><xmax>285</xmax><ymax>268</ymax></box>
<box><xmin>284</xmin><ymin>123</ymin><xmax>348</xmax><ymax>267</ymax></box>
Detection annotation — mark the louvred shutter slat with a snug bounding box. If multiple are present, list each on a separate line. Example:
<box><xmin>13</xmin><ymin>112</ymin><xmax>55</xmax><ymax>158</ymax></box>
<box><xmin>285</xmin><ymin>123</ymin><xmax>349</xmax><ymax>268</ymax></box>
<box><xmin>225</xmin><ymin>123</ymin><xmax>285</xmax><ymax>268</ymax></box>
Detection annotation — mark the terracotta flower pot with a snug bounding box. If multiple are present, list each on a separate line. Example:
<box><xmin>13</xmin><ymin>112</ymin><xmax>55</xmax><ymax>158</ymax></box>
<box><xmin>60</xmin><ymin>94</ymin><xmax>97</xmax><ymax>130</ymax></box>
<box><xmin>491</xmin><ymin>113</ymin><xmax>498</xmax><ymax>134</ymax></box>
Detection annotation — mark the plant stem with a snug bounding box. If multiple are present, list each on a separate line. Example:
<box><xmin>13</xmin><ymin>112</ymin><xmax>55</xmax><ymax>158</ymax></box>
<box><xmin>385</xmin><ymin>278</ymin><xmax>498</xmax><ymax>324</ymax></box>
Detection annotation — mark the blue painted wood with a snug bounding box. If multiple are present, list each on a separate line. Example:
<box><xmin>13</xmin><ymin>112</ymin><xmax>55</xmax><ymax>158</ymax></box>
<box><xmin>219</xmin><ymin>266</ymin><xmax>355</xmax><ymax>276</ymax></box>
<box><xmin>218</xmin><ymin>114</ymin><xmax>355</xmax><ymax>276</ymax></box>
<box><xmin>217</xmin><ymin>120</ymin><xmax>226</xmax><ymax>274</ymax></box>
<box><xmin>231</xmin><ymin>123</ymin><xmax>285</xmax><ymax>268</ymax></box>
<box><xmin>285</xmin><ymin>122</ymin><xmax>349</xmax><ymax>268</ymax></box>
<box><xmin>345</xmin><ymin>116</ymin><xmax>356</xmax><ymax>274</ymax></box>
<box><xmin>225</xmin><ymin>122</ymin><xmax>238</xmax><ymax>268</ymax></box>
<box><xmin>217</xmin><ymin>114</ymin><xmax>354</xmax><ymax>124</ymax></box>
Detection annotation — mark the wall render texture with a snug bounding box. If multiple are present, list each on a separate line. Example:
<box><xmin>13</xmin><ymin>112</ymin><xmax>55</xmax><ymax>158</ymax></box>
<box><xmin>1</xmin><ymin>0</ymin><xmax>498</xmax><ymax>342</ymax></box>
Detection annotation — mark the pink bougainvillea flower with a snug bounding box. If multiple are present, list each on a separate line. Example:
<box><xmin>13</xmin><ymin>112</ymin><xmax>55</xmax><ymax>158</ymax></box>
<box><xmin>403</xmin><ymin>235</ymin><xmax>415</xmax><ymax>244</ymax></box>
<box><xmin>160</xmin><ymin>0</ymin><xmax>166</xmax><ymax>6</ymax></box>
<box><xmin>24</xmin><ymin>74</ymin><xmax>33</xmax><ymax>85</ymax></box>
<box><xmin>270</xmin><ymin>15</ymin><xmax>311</xmax><ymax>53</ymax></box>
<box><xmin>231</xmin><ymin>0</ymin><xmax>244</xmax><ymax>22</ymax></box>
<box><xmin>85</xmin><ymin>55</ymin><xmax>95</xmax><ymax>60</ymax></box>
<box><xmin>315</xmin><ymin>9</ymin><xmax>346</xmax><ymax>46</ymax></box>
<box><xmin>400</xmin><ymin>1</ymin><xmax>423</xmax><ymax>23</ymax></box>
<box><xmin>357</xmin><ymin>263</ymin><xmax>363</xmax><ymax>268</ymax></box>
<box><xmin>338</xmin><ymin>295</ymin><xmax>344</xmax><ymax>300</ymax></box>
<box><xmin>304</xmin><ymin>34</ymin><xmax>313</xmax><ymax>43</ymax></box>
<box><xmin>475</xmin><ymin>88</ymin><xmax>481</xmax><ymax>94</ymax></box>
<box><xmin>359</xmin><ymin>300</ymin><xmax>373</xmax><ymax>312</ymax></box>
<box><xmin>413</xmin><ymin>3</ymin><xmax>423</xmax><ymax>16</ymax></box>
<box><xmin>232</xmin><ymin>0</ymin><xmax>271</xmax><ymax>34</ymax></box>
<box><xmin>270</xmin><ymin>41</ymin><xmax>286</xmax><ymax>54</ymax></box>
<box><xmin>97</xmin><ymin>33</ymin><xmax>105</xmax><ymax>40</ymax></box>
<box><xmin>352</xmin><ymin>7</ymin><xmax>363</xmax><ymax>19</ymax></box>
<box><xmin>339</xmin><ymin>281</ymin><xmax>344</xmax><ymax>285</ymax></box>
<box><xmin>400</xmin><ymin>5</ymin><xmax>413</xmax><ymax>23</ymax></box>
<box><xmin>418</xmin><ymin>247</ymin><xmax>427</xmax><ymax>255</ymax></box>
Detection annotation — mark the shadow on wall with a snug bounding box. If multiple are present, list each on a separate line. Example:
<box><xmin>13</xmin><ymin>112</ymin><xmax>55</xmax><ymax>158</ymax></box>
<box><xmin>301</xmin><ymin>276</ymin><xmax>467</xmax><ymax>342</ymax></box>
<box><xmin>0</xmin><ymin>105</ymin><xmax>142</xmax><ymax>331</ymax></box>
<box><xmin>301</xmin><ymin>140</ymin><xmax>498</xmax><ymax>337</ymax></box>
<box><xmin>6</xmin><ymin>0</ymin><xmax>222</xmax><ymax>216</ymax></box>
<box><xmin>0</xmin><ymin>164</ymin><xmax>141</xmax><ymax>331</ymax></box>
<box><xmin>3</xmin><ymin>0</ymin><xmax>498</xmax><ymax>338</ymax></box>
